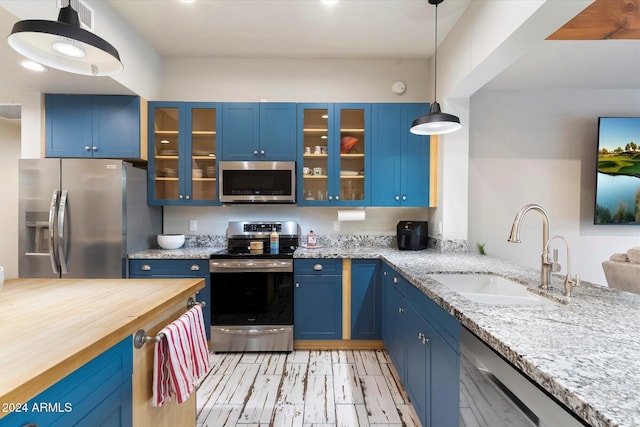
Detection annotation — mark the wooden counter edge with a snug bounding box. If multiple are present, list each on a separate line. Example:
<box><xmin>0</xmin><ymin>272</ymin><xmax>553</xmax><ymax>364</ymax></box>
<box><xmin>0</xmin><ymin>278</ymin><xmax>204</xmax><ymax>415</ymax></box>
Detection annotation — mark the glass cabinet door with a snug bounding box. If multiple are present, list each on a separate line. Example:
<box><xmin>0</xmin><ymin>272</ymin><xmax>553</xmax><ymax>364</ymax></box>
<box><xmin>300</xmin><ymin>107</ymin><xmax>330</xmax><ymax>203</ymax></box>
<box><xmin>337</xmin><ymin>107</ymin><xmax>366</xmax><ymax>202</ymax></box>
<box><xmin>189</xmin><ymin>106</ymin><xmax>218</xmax><ymax>202</ymax></box>
<box><xmin>152</xmin><ymin>106</ymin><xmax>181</xmax><ymax>201</ymax></box>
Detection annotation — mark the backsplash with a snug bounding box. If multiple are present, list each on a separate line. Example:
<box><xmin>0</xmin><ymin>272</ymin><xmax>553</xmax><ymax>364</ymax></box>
<box><xmin>184</xmin><ymin>233</ymin><xmax>467</xmax><ymax>253</ymax></box>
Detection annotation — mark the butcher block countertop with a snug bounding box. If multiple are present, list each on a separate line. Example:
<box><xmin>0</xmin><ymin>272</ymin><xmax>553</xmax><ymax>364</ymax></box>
<box><xmin>0</xmin><ymin>277</ymin><xmax>204</xmax><ymax>417</ymax></box>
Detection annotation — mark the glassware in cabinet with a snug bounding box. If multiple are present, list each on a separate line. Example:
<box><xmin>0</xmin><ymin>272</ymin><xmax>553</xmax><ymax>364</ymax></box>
<box><xmin>190</xmin><ymin>107</ymin><xmax>218</xmax><ymax>201</ymax></box>
<box><xmin>152</xmin><ymin>106</ymin><xmax>180</xmax><ymax>201</ymax></box>
<box><xmin>301</xmin><ymin>107</ymin><xmax>329</xmax><ymax>202</ymax></box>
<box><xmin>338</xmin><ymin>108</ymin><xmax>366</xmax><ymax>202</ymax></box>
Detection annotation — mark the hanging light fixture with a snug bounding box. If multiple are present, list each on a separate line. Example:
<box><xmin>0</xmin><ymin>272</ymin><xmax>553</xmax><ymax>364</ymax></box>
<box><xmin>410</xmin><ymin>0</ymin><xmax>461</xmax><ymax>136</ymax></box>
<box><xmin>7</xmin><ymin>1</ymin><xmax>123</xmax><ymax>76</ymax></box>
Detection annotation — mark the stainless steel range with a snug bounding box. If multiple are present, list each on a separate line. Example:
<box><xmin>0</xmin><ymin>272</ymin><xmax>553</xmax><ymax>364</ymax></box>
<box><xmin>209</xmin><ymin>221</ymin><xmax>298</xmax><ymax>352</ymax></box>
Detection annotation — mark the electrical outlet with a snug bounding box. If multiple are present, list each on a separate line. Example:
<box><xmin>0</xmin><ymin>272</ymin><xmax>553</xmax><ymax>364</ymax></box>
<box><xmin>333</xmin><ymin>220</ymin><xmax>340</xmax><ymax>231</ymax></box>
<box><xmin>189</xmin><ymin>220</ymin><xmax>197</xmax><ymax>232</ymax></box>
<box><xmin>437</xmin><ymin>221</ymin><xmax>443</xmax><ymax>237</ymax></box>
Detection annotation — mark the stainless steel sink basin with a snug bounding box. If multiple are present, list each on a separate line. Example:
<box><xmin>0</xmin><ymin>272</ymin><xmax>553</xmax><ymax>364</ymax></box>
<box><xmin>427</xmin><ymin>274</ymin><xmax>559</xmax><ymax>306</ymax></box>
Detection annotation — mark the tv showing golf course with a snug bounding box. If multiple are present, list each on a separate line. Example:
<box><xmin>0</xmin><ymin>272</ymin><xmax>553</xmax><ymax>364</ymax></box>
<box><xmin>595</xmin><ymin>117</ymin><xmax>640</xmax><ymax>224</ymax></box>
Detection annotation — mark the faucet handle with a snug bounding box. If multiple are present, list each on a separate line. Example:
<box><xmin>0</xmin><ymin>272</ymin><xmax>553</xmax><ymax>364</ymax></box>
<box><xmin>564</xmin><ymin>274</ymin><xmax>580</xmax><ymax>297</ymax></box>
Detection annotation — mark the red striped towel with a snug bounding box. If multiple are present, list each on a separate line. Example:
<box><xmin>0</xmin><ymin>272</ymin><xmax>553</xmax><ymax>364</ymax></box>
<box><xmin>152</xmin><ymin>304</ymin><xmax>210</xmax><ymax>406</ymax></box>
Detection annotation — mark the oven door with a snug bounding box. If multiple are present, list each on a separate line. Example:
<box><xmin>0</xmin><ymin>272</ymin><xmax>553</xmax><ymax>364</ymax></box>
<box><xmin>209</xmin><ymin>258</ymin><xmax>294</xmax><ymax>352</ymax></box>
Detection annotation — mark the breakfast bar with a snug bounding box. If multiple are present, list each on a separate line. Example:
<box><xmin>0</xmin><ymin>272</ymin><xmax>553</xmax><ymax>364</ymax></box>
<box><xmin>0</xmin><ymin>277</ymin><xmax>205</xmax><ymax>426</ymax></box>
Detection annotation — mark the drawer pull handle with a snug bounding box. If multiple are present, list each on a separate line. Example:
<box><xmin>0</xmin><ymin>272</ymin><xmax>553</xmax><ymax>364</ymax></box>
<box><xmin>142</xmin><ymin>264</ymin><xmax>151</xmax><ymax>271</ymax></box>
<box><xmin>313</xmin><ymin>264</ymin><xmax>323</xmax><ymax>271</ymax></box>
<box><xmin>295</xmin><ymin>282</ymin><xmax>300</xmax><ymax>288</ymax></box>
<box><xmin>190</xmin><ymin>264</ymin><xmax>200</xmax><ymax>271</ymax></box>
<box><xmin>393</xmin><ymin>277</ymin><xmax>398</xmax><ymax>284</ymax></box>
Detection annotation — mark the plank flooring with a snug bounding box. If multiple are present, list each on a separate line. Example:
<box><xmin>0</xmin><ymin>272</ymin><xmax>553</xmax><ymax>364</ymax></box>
<box><xmin>196</xmin><ymin>350</ymin><xmax>421</xmax><ymax>427</ymax></box>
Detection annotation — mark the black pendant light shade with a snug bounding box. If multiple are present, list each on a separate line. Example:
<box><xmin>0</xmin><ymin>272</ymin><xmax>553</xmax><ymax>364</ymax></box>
<box><xmin>410</xmin><ymin>102</ymin><xmax>461</xmax><ymax>135</ymax></box>
<box><xmin>410</xmin><ymin>0</ymin><xmax>461</xmax><ymax>136</ymax></box>
<box><xmin>7</xmin><ymin>5</ymin><xmax>123</xmax><ymax>76</ymax></box>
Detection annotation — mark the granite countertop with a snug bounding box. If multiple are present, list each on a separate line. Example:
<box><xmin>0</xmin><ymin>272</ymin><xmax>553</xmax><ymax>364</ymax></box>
<box><xmin>129</xmin><ymin>244</ymin><xmax>639</xmax><ymax>426</ymax></box>
<box><xmin>129</xmin><ymin>246</ymin><xmax>225</xmax><ymax>259</ymax></box>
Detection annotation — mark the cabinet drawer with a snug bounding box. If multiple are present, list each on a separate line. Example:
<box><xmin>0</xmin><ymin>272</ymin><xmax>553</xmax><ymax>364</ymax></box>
<box><xmin>294</xmin><ymin>259</ymin><xmax>341</xmax><ymax>275</ymax></box>
<box><xmin>129</xmin><ymin>259</ymin><xmax>207</xmax><ymax>276</ymax></box>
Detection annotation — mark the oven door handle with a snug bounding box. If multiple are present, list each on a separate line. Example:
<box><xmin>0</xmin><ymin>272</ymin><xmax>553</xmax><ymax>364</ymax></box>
<box><xmin>209</xmin><ymin>259</ymin><xmax>293</xmax><ymax>273</ymax></box>
<box><xmin>213</xmin><ymin>327</ymin><xmax>291</xmax><ymax>335</ymax></box>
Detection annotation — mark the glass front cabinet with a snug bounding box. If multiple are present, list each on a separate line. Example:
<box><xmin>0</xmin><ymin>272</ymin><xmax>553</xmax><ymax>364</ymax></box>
<box><xmin>148</xmin><ymin>102</ymin><xmax>221</xmax><ymax>205</ymax></box>
<box><xmin>297</xmin><ymin>103</ymin><xmax>370</xmax><ymax>206</ymax></box>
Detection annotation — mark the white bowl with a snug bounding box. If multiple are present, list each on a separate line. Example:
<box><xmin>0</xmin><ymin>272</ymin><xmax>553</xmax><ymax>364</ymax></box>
<box><xmin>157</xmin><ymin>234</ymin><xmax>185</xmax><ymax>250</ymax></box>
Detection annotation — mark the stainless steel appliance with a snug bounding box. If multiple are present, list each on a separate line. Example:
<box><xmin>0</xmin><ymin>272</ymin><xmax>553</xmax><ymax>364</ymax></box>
<box><xmin>209</xmin><ymin>221</ymin><xmax>298</xmax><ymax>352</ymax></box>
<box><xmin>397</xmin><ymin>220</ymin><xmax>428</xmax><ymax>250</ymax></box>
<box><xmin>19</xmin><ymin>159</ymin><xmax>161</xmax><ymax>278</ymax></box>
<box><xmin>218</xmin><ymin>161</ymin><xmax>296</xmax><ymax>203</ymax></box>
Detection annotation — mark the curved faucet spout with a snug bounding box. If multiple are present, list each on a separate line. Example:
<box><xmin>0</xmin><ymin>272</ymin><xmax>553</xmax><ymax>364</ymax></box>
<box><xmin>507</xmin><ymin>204</ymin><xmax>552</xmax><ymax>289</ymax></box>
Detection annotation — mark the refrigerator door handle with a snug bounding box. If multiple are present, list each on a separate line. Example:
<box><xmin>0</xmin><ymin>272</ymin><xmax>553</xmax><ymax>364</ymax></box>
<box><xmin>48</xmin><ymin>190</ymin><xmax>60</xmax><ymax>275</ymax></box>
<box><xmin>58</xmin><ymin>190</ymin><xmax>69</xmax><ymax>275</ymax></box>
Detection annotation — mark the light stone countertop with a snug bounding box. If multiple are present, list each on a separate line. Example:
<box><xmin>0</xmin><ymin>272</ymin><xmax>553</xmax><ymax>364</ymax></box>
<box><xmin>129</xmin><ymin>245</ymin><xmax>640</xmax><ymax>426</ymax></box>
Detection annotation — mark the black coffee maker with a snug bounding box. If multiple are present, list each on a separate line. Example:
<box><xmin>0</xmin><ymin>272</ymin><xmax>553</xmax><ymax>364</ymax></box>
<box><xmin>396</xmin><ymin>221</ymin><xmax>428</xmax><ymax>250</ymax></box>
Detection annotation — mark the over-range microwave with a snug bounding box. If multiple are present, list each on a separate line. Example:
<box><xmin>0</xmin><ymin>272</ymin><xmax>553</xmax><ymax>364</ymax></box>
<box><xmin>218</xmin><ymin>161</ymin><xmax>296</xmax><ymax>203</ymax></box>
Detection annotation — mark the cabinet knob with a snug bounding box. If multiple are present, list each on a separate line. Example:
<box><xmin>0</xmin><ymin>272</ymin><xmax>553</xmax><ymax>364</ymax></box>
<box><xmin>402</xmin><ymin>195</ymin><xmax>407</xmax><ymax>201</ymax></box>
<box><xmin>383</xmin><ymin>271</ymin><xmax>388</xmax><ymax>276</ymax></box>
<box><xmin>335</xmin><ymin>195</ymin><xmax>340</xmax><ymax>200</ymax></box>
<box><xmin>328</xmin><ymin>195</ymin><xmax>333</xmax><ymax>201</ymax></box>
<box><xmin>393</xmin><ymin>277</ymin><xmax>398</xmax><ymax>284</ymax></box>
<box><xmin>190</xmin><ymin>264</ymin><xmax>200</xmax><ymax>271</ymax></box>
<box><xmin>253</xmin><ymin>150</ymin><xmax>259</xmax><ymax>155</ymax></box>
<box><xmin>260</xmin><ymin>150</ymin><xmax>265</xmax><ymax>155</ymax></box>
<box><xmin>398</xmin><ymin>307</ymin><xmax>404</xmax><ymax>314</ymax></box>
<box><xmin>92</xmin><ymin>146</ymin><xmax>98</xmax><ymax>151</ymax></box>
<box><xmin>84</xmin><ymin>146</ymin><xmax>91</xmax><ymax>151</ymax></box>
<box><xmin>142</xmin><ymin>264</ymin><xmax>151</xmax><ymax>271</ymax></box>
<box><xmin>295</xmin><ymin>282</ymin><xmax>300</xmax><ymax>288</ymax></box>
<box><xmin>395</xmin><ymin>195</ymin><xmax>400</xmax><ymax>201</ymax></box>
<box><xmin>313</xmin><ymin>264</ymin><xmax>323</xmax><ymax>271</ymax></box>
<box><xmin>179</xmin><ymin>194</ymin><xmax>184</xmax><ymax>199</ymax></box>
<box><xmin>186</xmin><ymin>195</ymin><xmax>190</xmax><ymax>200</ymax></box>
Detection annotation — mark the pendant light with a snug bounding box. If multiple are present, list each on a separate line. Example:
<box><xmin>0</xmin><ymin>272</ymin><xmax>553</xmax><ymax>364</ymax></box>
<box><xmin>410</xmin><ymin>0</ymin><xmax>461</xmax><ymax>136</ymax></box>
<box><xmin>7</xmin><ymin>1</ymin><xmax>123</xmax><ymax>76</ymax></box>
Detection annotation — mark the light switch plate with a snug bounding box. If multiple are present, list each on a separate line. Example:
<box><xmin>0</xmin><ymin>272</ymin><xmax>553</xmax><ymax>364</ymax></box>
<box><xmin>189</xmin><ymin>220</ymin><xmax>197</xmax><ymax>232</ymax></box>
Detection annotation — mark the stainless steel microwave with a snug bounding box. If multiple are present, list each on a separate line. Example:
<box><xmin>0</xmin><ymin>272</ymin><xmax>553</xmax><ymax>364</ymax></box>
<box><xmin>218</xmin><ymin>161</ymin><xmax>296</xmax><ymax>203</ymax></box>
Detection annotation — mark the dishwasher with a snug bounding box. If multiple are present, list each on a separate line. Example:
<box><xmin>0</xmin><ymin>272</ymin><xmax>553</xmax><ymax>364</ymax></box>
<box><xmin>460</xmin><ymin>327</ymin><xmax>587</xmax><ymax>427</ymax></box>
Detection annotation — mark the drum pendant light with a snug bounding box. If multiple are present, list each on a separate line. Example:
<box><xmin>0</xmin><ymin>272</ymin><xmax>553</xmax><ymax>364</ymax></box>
<box><xmin>7</xmin><ymin>1</ymin><xmax>123</xmax><ymax>76</ymax></box>
<box><xmin>410</xmin><ymin>0</ymin><xmax>461</xmax><ymax>136</ymax></box>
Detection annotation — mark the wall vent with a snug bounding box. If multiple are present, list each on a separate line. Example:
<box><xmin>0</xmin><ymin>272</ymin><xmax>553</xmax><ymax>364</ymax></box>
<box><xmin>0</xmin><ymin>105</ymin><xmax>21</xmax><ymax>121</ymax></box>
<box><xmin>56</xmin><ymin>0</ymin><xmax>94</xmax><ymax>31</ymax></box>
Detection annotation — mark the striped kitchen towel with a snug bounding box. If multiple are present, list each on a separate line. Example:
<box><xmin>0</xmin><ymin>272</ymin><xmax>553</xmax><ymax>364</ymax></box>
<box><xmin>152</xmin><ymin>304</ymin><xmax>211</xmax><ymax>406</ymax></box>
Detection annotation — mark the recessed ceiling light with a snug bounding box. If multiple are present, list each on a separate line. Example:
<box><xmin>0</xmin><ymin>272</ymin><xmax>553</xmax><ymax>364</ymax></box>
<box><xmin>321</xmin><ymin>0</ymin><xmax>339</xmax><ymax>5</ymax></box>
<box><xmin>19</xmin><ymin>60</ymin><xmax>48</xmax><ymax>72</ymax></box>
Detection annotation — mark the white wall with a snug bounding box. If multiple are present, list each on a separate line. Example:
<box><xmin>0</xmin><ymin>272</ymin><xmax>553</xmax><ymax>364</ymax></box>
<box><xmin>160</xmin><ymin>57</ymin><xmax>436</xmax><ymax>236</ymax></box>
<box><xmin>469</xmin><ymin>88</ymin><xmax>640</xmax><ymax>285</ymax></box>
<box><xmin>0</xmin><ymin>118</ymin><xmax>20</xmax><ymax>279</ymax></box>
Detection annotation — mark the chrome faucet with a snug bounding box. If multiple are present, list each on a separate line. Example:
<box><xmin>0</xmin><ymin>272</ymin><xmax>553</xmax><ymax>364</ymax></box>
<box><xmin>544</xmin><ymin>235</ymin><xmax>580</xmax><ymax>297</ymax></box>
<box><xmin>507</xmin><ymin>204</ymin><xmax>553</xmax><ymax>290</ymax></box>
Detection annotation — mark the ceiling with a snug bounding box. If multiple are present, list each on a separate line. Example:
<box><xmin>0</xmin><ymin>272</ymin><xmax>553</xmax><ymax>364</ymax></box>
<box><xmin>0</xmin><ymin>0</ymin><xmax>639</xmax><ymax>119</ymax></box>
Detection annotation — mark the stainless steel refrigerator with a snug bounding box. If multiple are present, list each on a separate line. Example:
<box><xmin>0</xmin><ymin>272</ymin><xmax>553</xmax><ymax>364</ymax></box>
<box><xmin>19</xmin><ymin>159</ymin><xmax>161</xmax><ymax>278</ymax></box>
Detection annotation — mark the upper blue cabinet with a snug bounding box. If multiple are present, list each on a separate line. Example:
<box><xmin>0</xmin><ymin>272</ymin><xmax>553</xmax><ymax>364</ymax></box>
<box><xmin>148</xmin><ymin>102</ymin><xmax>221</xmax><ymax>206</ymax></box>
<box><xmin>220</xmin><ymin>103</ymin><xmax>296</xmax><ymax>161</ymax></box>
<box><xmin>298</xmin><ymin>103</ymin><xmax>371</xmax><ymax>206</ymax></box>
<box><xmin>371</xmin><ymin>103</ymin><xmax>431</xmax><ymax>207</ymax></box>
<box><xmin>45</xmin><ymin>94</ymin><xmax>143</xmax><ymax>159</ymax></box>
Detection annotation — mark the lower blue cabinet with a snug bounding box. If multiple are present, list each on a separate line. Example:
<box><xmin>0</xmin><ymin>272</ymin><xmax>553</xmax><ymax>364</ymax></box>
<box><xmin>294</xmin><ymin>259</ymin><xmax>342</xmax><ymax>340</ymax></box>
<box><xmin>351</xmin><ymin>259</ymin><xmax>381</xmax><ymax>340</ymax></box>
<box><xmin>0</xmin><ymin>337</ymin><xmax>132</xmax><ymax>427</ymax></box>
<box><xmin>382</xmin><ymin>263</ymin><xmax>460</xmax><ymax>427</ymax></box>
<box><xmin>129</xmin><ymin>259</ymin><xmax>211</xmax><ymax>340</ymax></box>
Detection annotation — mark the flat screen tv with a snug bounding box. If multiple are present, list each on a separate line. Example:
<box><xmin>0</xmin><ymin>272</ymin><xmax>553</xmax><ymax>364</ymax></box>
<box><xmin>595</xmin><ymin>117</ymin><xmax>640</xmax><ymax>224</ymax></box>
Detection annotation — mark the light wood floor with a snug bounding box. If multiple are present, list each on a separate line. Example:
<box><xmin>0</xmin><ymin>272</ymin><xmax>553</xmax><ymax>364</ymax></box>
<box><xmin>196</xmin><ymin>350</ymin><xmax>421</xmax><ymax>427</ymax></box>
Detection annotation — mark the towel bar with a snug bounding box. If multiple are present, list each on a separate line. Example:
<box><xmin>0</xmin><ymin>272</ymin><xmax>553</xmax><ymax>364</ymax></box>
<box><xmin>133</xmin><ymin>298</ymin><xmax>206</xmax><ymax>349</ymax></box>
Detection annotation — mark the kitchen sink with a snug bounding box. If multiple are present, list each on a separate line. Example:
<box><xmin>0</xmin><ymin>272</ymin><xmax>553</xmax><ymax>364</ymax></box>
<box><xmin>427</xmin><ymin>274</ymin><xmax>559</xmax><ymax>306</ymax></box>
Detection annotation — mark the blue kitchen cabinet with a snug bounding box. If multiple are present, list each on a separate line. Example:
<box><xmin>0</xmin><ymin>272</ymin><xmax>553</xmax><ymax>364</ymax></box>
<box><xmin>129</xmin><ymin>259</ymin><xmax>211</xmax><ymax>340</ymax></box>
<box><xmin>381</xmin><ymin>264</ymin><xmax>460</xmax><ymax>427</ymax></box>
<box><xmin>298</xmin><ymin>103</ymin><xmax>371</xmax><ymax>206</ymax></box>
<box><xmin>45</xmin><ymin>94</ymin><xmax>142</xmax><ymax>159</ymax></box>
<box><xmin>148</xmin><ymin>102</ymin><xmax>221</xmax><ymax>206</ymax></box>
<box><xmin>351</xmin><ymin>259</ymin><xmax>381</xmax><ymax>340</ymax></box>
<box><xmin>220</xmin><ymin>102</ymin><xmax>296</xmax><ymax>161</ymax></box>
<box><xmin>294</xmin><ymin>259</ymin><xmax>342</xmax><ymax>340</ymax></box>
<box><xmin>371</xmin><ymin>103</ymin><xmax>431</xmax><ymax>206</ymax></box>
<box><xmin>0</xmin><ymin>337</ymin><xmax>132</xmax><ymax>427</ymax></box>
